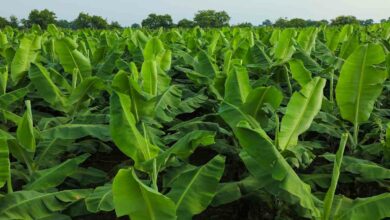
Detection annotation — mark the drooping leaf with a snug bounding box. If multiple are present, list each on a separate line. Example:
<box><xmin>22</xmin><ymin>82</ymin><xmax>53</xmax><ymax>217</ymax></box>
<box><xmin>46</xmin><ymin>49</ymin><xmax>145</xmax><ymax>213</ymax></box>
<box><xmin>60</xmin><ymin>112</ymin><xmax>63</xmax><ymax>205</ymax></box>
<box><xmin>11</xmin><ymin>35</ymin><xmax>41</xmax><ymax>84</ymax></box>
<box><xmin>112</xmin><ymin>168</ymin><xmax>176</xmax><ymax>220</ymax></box>
<box><xmin>0</xmin><ymin>84</ymin><xmax>33</xmax><ymax>108</ymax></box>
<box><xmin>322</xmin><ymin>154</ymin><xmax>390</xmax><ymax>182</ymax></box>
<box><xmin>288</xmin><ymin>59</ymin><xmax>312</xmax><ymax>87</ymax></box>
<box><xmin>0</xmin><ymin>189</ymin><xmax>91</xmax><ymax>220</ymax></box>
<box><xmin>40</xmin><ymin>124</ymin><xmax>110</xmax><ymax>141</ymax></box>
<box><xmin>28</xmin><ymin>63</ymin><xmax>67</xmax><ymax>110</ymax></box>
<box><xmin>67</xmin><ymin>76</ymin><xmax>105</xmax><ymax>106</ymax></box>
<box><xmin>166</xmin><ymin>155</ymin><xmax>225</xmax><ymax>219</ymax></box>
<box><xmin>168</xmin><ymin>130</ymin><xmax>215</xmax><ymax>160</ymax></box>
<box><xmin>24</xmin><ymin>154</ymin><xmax>89</xmax><ymax>190</ymax></box>
<box><xmin>236</xmin><ymin>121</ymin><xmax>321</xmax><ymax>218</ymax></box>
<box><xmin>85</xmin><ymin>184</ymin><xmax>114</xmax><ymax>213</ymax></box>
<box><xmin>278</xmin><ymin>77</ymin><xmax>326</xmax><ymax>150</ymax></box>
<box><xmin>241</xmin><ymin>86</ymin><xmax>283</xmax><ymax>126</ymax></box>
<box><xmin>110</xmin><ymin>92</ymin><xmax>159</xmax><ymax>166</ymax></box>
<box><xmin>333</xmin><ymin>193</ymin><xmax>390</xmax><ymax>220</ymax></box>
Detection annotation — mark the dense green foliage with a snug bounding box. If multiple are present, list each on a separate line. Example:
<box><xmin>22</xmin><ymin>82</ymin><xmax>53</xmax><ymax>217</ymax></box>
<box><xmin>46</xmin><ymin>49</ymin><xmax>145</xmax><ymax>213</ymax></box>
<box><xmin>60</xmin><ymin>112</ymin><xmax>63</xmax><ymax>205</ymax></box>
<box><xmin>141</xmin><ymin>14</ymin><xmax>174</xmax><ymax>29</ymax></box>
<box><xmin>4</xmin><ymin>8</ymin><xmax>389</xmax><ymax>30</ymax></box>
<box><xmin>193</xmin><ymin>10</ymin><xmax>231</xmax><ymax>28</ymax></box>
<box><xmin>0</xmin><ymin>23</ymin><xmax>390</xmax><ymax>219</ymax></box>
<box><xmin>23</xmin><ymin>9</ymin><xmax>57</xmax><ymax>29</ymax></box>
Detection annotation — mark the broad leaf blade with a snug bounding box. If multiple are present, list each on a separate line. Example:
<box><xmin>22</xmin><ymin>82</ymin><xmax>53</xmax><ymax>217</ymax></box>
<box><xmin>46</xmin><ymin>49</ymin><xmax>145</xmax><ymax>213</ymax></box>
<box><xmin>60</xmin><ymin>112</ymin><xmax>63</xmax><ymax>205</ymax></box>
<box><xmin>166</xmin><ymin>155</ymin><xmax>225</xmax><ymax>219</ymax></box>
<box><xmin>24</xmin><ymin>154</ymin><xmax>89</xmax><ymax>190</ymax></box>
<box><xmin>336</xmin><ymin>44</ymin><xmax>387</xmax><ymax>125</ymax></box>
<box><xmin>278</xmin><ymin>77</ymin><xmax>326</xmax><ymax>150</ymax></box>
<box><xmin>85</xmin><ymin>184</ymin><xmax>114</xmax><ymax>213</ymax></box>
<box><xmin>236</xmin><ymin>121</ymin><xmax>321</xmax><ymax>218</ymax></box>
<box><xmin>16</xmin><ymin>100</ymin><xmax>36</xmax><ymax>152</ymax></box>
<box><xmin>112</xmin><ymin>168</ymin><xmax>176</xmax><ymax>220</ymax></box>
<box><xmin>54</xmin><ymin>37</ymin><xmax>92</xmax><ymax>79</ymax></box>
<box><xmin>0</xmin><ymin>190</ymin><xmax>91</xmax><ymax>220</ymax></box>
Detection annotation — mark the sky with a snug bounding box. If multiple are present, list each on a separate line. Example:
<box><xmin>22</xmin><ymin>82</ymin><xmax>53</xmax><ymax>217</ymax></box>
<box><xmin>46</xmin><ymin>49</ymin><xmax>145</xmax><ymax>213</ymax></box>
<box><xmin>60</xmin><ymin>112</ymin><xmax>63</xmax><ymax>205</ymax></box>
<box><xmin>1</xmin><ymin>0</ymin><xmax>390</xmax><ymax>26</ymax></box>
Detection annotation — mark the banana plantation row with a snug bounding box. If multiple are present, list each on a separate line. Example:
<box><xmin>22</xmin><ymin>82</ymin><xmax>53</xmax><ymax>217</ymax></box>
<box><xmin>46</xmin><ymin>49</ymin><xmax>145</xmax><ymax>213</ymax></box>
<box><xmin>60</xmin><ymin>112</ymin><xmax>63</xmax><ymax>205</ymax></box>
<box><xmin>0</xmin><ymin>24</ymin><xmax>389</xmax><ymax>219</ymax></box>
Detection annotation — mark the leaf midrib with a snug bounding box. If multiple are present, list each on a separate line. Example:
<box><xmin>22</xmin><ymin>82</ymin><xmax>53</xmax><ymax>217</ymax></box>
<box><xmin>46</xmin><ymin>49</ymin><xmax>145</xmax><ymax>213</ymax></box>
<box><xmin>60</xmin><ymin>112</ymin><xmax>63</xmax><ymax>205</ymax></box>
<box><xmin>175</xmin><ymin>166</ymin><xmax>203</xmax><ymax>209</ymax></box>
<box><xmin>353</xmin><ymin>46</ymin><xmax>368</xmax><ymax>126</ymax></box>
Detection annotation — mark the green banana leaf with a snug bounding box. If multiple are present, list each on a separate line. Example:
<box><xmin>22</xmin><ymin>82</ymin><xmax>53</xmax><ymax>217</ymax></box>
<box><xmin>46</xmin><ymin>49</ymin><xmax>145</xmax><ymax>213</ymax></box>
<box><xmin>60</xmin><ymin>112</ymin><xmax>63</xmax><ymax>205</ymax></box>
<box><xmin>40</xmin><ymin>124</ymin><xmax>110</xmax><ymax>141</ymax></box>
<box><xmin>11</xmin><ymin>35</ymin><xmax>41</xmax><ymax>84</ymax></box>
<box><xmin>166</xmin><ymin>155</ymin><xmax>225</xmax><ymax>219</ymax></box>
<box><xmin>0</xmin><ymin>189</ymin><xmax>91</xmax><ymax>220</ymax></box>
<box><xmin>224</xmin><ymin>65</ymin><xmax>251</xmax><ymax>106</ymax></box>
<box><xmin>85</xmin><ymin>184</ymin><xmax>114</xmax><ymax>213</ymax></box>
<box><xmin>54</xmin><ymin>37</ymin><xmax>92</xmax><ymax>79</ymax></box>
<box><xmin>336</xmin><ymin>44</ymin><xmax>387</xmax><ymax>125</ymax></box>
<box><xmin>28</xmin><ymin>63</ymin><xmax>67</xmax><ymax>111</ymax></box>
<box><xmin>16</xmin><ymin>100</ymin><xmax>36</xmax><ymax>152</ymax></box>
<box><xmin>278</xmin><ymin>77</ymin><xmax>326</xmax><ymax>150</ymax></box>
<box><xmin>236</xmin><ymin>121</ymin><xmax>321</xmax><ymax>218</ymax></box>
<box><xmin>288</xmin><ymin>59</ymin><xmax>312</xmax><ymax>87</ymax></box>
<box><xmin>0</xmin><ymin>84</ymin><xmax>33</xmax><ymax>108</ymax></box>
<box><xmin>333</xmin><ymin>193</ymin><xmax>390</xmax><ymax>220</ymax></box>
<box><xmin>112</xmin><ymin>168</ymin><xmax>176</xmax><ymax>220</ymax></box>
<box><xmin>323</xmin><ymin>133</ymin><xmax>348</xmax><ymax>220</ymax></box>
<box><xmin>272</xmin><ymin>29</ymin><xmax>296</xmax><ymax>62</ymax></box>
<box><xmin>322</xmin><ymin>154</ymin><xmax>390</xmax><ymax>182</ymax></box>
<box><xmin>297</xmin><ymin>27</ymin><xmax>318</xmax><ymax>55</ymax></box>
<box><xmin>24</xmin><ymin>154</ymin><xmax>89</xmax><ymax>190</ymax></box>
<box><xmin>110</xmin><ymin>92</ymin><xmax>159</xmax><ymax>166</ymax></box>
<box><xmin>0</xmin><ymin>130</ymin><xmax>11</xmax><ymax>189</ymax></box>
<box><xmin>241</xmin><ymin>86</ymin><xmax>283</xmax><ymax>126</ymax></box>
<box><xmin>0</xmin><ymin>66</ymin><xmax>7</xmax><ymax>95</ymax></box>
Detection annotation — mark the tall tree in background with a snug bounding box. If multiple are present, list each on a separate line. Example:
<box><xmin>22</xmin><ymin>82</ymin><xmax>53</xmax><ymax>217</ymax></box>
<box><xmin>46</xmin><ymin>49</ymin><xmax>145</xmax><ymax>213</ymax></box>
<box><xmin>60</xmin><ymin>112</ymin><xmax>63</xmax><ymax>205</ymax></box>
<box><xmin>235</xmin><ymin>22</ymin><xmax>253</xmax><ymax>27</ymax></box>
<box><xmin>288</xmin><ymin>18</ymin><xmax>307</xmax><ymax>27</ymax></box>
<box><xmin>0</xmin><ymin>17</ymin><xmax>10</xmax><ymax>28</ymax></box>
<box><xmin>360</xmin><ymin>19</ymin><xmax>374</xmax><ymax>26</ymax></box>
<box><xmin>331</xmin><ymin>15</ymin><xmax>359</xmax><ymax>25</ymax></box>
<box><xmin>73</xmin><ymin>12</ymin><xmax>110</xmax><ymax>29</ymax></box>
<box><xmin>274</xmin><ymin>18</ymin><xmax>288</xmax><ymax>27</ymax></box>
<box><xmin>90</xmin><ymin>15</ymin><xmax>109</xmax><ymax>29</ymax></box>
<box><xmin>177</xmin><ymin>19</ymin><xmax>196</xmax><ymax>28</ymax></box>
<box><xmin>73</xmin><ymin>12</ymin><xmax>92</xmax><ymax>28</ymax></box>
<box><xmin>194</xmin><ymin>10</ymin><xmax>230</xmax><ymax>27</ymax></box>
<box><xmin>131</xmin><ymin>23</ymin><xmax>141</xmax><ymax>28</ymax></box>
<box><xmin>57</xmin><ymin>19</ymin><xmax>72</xmax><ymax>29</ymax></box>
<box><xmin>141</xmin><ymin>13</ymin><xmax>173</xmax><ymax>28</ymax></box>
<box><xmin>110</xmin><ymin>21</ymin><xmax>122</xmax><ymax>29</ymax></box>
<box><xmin>26</xmin><ymin>9</ymin><xmax>57</xmax><ymax>29</ymax></box>
<box><xmin>9</xmin><ymin>15</ymin><xmax>18</xmax><ymax>28</ymax></box>
<box><xmin>262</xmin><ymin>19</ymin><xmax>272</xmax><ymax>26</ymax></box>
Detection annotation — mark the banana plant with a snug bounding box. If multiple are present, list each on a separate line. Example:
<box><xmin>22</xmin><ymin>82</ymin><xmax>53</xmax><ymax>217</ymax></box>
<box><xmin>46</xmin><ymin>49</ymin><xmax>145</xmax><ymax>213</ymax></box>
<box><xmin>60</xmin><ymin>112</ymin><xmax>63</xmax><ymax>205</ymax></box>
<box><xmin>336</xmin><ymin>43</ymin><xmax>388</xmax><ymax>149</ymax></box>
<box><xmin>110</xmin><ymin>37</ymin><xmax>226</xmax><ymax>220</ymax></box>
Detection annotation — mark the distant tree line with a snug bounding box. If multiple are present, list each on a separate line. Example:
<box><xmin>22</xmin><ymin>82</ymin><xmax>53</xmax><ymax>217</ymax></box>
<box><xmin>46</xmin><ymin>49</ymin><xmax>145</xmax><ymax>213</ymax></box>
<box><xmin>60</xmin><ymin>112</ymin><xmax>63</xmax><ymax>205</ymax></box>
<box><xmin>0</xmin><ymin>9</ymin><xmax>121</xmax><ymax>29</ymax></box>
<box><xmin>0</xmin><ymin>9</ymin><xmax>388</xmax><ymax>29</ymax></box>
